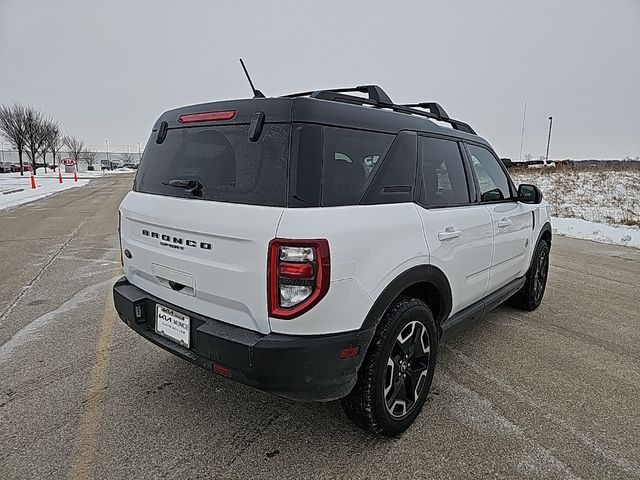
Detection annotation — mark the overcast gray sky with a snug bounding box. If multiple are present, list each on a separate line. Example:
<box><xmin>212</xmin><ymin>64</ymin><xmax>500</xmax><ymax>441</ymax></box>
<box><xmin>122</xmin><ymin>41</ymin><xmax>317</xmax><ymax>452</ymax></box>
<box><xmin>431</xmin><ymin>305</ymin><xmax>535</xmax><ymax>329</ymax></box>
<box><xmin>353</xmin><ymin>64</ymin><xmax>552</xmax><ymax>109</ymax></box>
<box><xmin>1</xmin><ymin>0</ymin><xmax>638</xmax><ymax>159</ymax></box>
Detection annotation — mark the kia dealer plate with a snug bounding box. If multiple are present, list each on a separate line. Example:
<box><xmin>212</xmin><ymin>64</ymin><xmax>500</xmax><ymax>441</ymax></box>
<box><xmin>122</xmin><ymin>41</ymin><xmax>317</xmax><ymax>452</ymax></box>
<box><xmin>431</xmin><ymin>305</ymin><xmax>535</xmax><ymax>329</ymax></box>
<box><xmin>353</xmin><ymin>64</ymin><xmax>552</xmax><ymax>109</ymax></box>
<box><xmin>155</xmin><ymin>304</ymin><xmax>190</xmax><ymax>348</ymax></box>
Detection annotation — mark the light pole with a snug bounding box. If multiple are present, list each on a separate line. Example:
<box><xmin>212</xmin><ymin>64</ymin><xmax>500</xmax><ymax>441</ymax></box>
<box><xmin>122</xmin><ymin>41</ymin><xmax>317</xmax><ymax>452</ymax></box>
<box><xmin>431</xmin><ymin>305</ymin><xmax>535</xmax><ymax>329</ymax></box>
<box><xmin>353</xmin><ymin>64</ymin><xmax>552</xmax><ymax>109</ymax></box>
<box><xmin>137</xmin><ymin>141</ymin><xmax>142</xmax><ymax>164</ymax></box>
<box><xmin>1</xmin><ymin>142</ymin><xmax>5</xmax><ymax>162</ymax></box>
<box><xmin>126</xmin><ymin>143</ymin><xmax>130</xmax><ymax>154</ymax></box>
<box><xmin>519</xmin><ymin>102</ymin><xmax>527</xmax><ymax>162</ymax></box>
<box><xmin>545</xmin><ymin>116</ymin><xmax>553</xmax><ymax>163</ymax></box>
<box><xmin>105</xmin><ymin>139</ymin><xmax>110</xmax><ymax>167</ymax></box>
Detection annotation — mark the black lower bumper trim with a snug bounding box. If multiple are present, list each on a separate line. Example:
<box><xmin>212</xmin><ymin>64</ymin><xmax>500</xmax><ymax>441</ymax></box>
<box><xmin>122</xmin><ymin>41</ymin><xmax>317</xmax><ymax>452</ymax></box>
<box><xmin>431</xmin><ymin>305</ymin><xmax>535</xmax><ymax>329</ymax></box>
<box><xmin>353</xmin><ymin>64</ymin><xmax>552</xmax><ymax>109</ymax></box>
<box><xmin>113</xmin><ymin>277</ymin><xmax>375</xmax><ymax>401</ymax></box>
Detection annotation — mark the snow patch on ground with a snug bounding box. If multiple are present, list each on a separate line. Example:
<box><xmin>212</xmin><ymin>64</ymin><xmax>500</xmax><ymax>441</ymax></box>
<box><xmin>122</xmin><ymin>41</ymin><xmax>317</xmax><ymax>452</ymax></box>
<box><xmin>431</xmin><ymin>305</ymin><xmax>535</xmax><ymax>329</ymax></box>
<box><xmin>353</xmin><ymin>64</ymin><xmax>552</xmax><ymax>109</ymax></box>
<box><xmin>552</xmin><ymin>217</ymin><xmax>640</xmax><ymax>249</ymax></box>
<box><xmin>0</xmin><ymin>171</ymin><xmax>90</xmax><ymax>212</ymax></box>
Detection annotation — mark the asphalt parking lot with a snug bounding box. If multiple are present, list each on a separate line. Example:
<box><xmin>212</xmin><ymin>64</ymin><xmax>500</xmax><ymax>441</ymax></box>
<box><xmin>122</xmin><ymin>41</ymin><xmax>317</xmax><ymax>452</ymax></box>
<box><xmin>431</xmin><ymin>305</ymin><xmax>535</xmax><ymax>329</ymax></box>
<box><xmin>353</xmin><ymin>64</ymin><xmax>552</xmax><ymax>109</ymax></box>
<box><xmin>1</xmin><ymin>175</ymin><xmax>639</xmax><ymax>480</ymax></box>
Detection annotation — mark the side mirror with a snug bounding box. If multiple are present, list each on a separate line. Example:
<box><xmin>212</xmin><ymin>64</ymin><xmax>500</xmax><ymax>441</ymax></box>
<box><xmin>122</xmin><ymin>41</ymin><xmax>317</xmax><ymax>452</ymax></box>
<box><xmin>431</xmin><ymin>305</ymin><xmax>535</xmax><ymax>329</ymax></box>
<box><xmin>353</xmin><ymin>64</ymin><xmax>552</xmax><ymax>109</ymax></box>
<box><xmin>518</xmin><ymin>184</ymin><xmax>543</xmax><ymax>204</ymax></box>
<box><xmin>500</xmin><ymin>158</ymin><xmax>513</xmax><ymax>168</ymax></box>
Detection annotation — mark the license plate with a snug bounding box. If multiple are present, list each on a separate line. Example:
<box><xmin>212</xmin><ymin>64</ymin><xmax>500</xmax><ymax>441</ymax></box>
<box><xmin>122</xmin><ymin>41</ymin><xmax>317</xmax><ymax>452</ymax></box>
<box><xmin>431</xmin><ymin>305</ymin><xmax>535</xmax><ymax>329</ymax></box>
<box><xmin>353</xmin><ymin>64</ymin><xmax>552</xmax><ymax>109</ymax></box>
<box><xmin>155</xmin><ymin>304</ymin><xmax>190</xmax><ymax>348</ymax></box>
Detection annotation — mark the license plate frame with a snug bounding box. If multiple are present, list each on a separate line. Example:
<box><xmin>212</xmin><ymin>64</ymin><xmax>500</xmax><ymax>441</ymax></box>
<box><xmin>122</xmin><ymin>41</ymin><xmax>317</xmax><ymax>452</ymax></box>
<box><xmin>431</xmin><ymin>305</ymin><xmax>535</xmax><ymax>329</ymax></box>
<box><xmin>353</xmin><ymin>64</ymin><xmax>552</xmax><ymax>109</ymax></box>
<box><xmin>155</xmin><ymin>304</ymin><xmax>190</xmax><ymax>348</ymax></box>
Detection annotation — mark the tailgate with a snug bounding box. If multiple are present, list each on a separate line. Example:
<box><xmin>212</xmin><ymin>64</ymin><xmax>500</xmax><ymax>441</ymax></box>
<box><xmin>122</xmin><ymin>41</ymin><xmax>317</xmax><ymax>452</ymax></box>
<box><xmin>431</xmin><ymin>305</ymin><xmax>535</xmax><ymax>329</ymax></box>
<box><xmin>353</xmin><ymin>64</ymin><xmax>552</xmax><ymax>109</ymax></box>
<box><xmin>120</xmin><ymin>192</ymin><xmax>283</xmax><ymax>334</ymax></box>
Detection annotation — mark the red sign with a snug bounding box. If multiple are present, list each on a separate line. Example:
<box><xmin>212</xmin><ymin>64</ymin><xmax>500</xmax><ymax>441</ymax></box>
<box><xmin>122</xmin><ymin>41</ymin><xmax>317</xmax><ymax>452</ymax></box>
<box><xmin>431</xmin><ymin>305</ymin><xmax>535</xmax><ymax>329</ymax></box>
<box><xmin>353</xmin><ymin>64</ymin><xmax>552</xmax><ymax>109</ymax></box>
<box><xmin>61</xmin><ymin>158</ymin><xmax>76</xmax><ymax>166</ymax></box>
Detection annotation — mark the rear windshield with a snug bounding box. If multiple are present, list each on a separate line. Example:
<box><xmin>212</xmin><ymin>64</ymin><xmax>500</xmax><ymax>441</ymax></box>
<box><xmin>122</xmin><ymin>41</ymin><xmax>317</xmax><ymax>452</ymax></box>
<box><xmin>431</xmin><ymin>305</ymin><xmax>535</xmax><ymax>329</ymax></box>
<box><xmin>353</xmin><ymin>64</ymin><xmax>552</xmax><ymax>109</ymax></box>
<box><xmin>134</xmin><ymin>124</ymin><xmax>289</xmax><ymax>207</ymax></box>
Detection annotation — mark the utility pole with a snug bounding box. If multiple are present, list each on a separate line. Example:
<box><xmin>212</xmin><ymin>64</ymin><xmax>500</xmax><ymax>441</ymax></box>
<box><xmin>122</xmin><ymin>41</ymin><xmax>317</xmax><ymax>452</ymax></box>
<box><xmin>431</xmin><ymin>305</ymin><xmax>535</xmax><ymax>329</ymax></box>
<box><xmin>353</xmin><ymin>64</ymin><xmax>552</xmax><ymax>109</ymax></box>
<box><xmin>1</xmin><ymin>142</ymin><xmax>5</xmax><ymax>162</ymax></box>
<box><xmin>545</xmin><ymin>116</ymin><xmax>553</xmax><ymax>162</ymax></box>
<box><xmin>137</xmin><ymin>141</ymin><xmax>142</xmax><ymax>163</ymax></box>
<box><xmin>519</xmin><ymin>102</ymin><xmax>527</xmax><ymax>162</ymax></box>
<box><xmin>105</xmin><ymin>139</ymin><xmax>110</xmax><ymax>168</ymax></box>
<box><xmin>126</xmin><ymin>143</ymin><xmax>130</xmax><ymax>154</ymax></box>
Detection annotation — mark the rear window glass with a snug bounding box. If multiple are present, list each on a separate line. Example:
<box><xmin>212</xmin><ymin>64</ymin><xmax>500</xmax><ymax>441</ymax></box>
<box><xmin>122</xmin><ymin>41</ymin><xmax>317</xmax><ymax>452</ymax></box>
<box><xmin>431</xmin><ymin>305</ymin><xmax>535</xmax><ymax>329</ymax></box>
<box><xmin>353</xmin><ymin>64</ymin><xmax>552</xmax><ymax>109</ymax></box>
<box><xmin>134</xmin><ymin>124</ymin><xmax>289</xmax><ymax>207</ymax></box>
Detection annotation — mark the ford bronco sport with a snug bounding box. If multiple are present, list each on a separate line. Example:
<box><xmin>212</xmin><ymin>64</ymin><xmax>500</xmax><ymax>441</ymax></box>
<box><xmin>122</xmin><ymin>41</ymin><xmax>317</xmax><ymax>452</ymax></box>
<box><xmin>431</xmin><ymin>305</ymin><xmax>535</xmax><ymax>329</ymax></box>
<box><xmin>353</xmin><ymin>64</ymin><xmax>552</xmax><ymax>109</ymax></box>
<box><xmin>113</xmin><ymin>85</ymin><xmax>551</xmax><ymax>437</ymax></box>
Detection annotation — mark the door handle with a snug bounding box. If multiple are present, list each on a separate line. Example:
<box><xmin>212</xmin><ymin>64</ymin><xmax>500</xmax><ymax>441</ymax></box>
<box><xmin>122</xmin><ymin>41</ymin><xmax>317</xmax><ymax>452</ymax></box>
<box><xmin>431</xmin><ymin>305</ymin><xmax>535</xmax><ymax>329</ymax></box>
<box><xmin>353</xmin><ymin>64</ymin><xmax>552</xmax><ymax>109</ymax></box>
<box><xmin>497</xmin><ymin>218</ymin><xmax>512</xmax><ymax>228</ymax></box>
<box><xmin>438</xmin><ymin>227</ymin><xmax>462</xmax><ymax>241</ymax></box>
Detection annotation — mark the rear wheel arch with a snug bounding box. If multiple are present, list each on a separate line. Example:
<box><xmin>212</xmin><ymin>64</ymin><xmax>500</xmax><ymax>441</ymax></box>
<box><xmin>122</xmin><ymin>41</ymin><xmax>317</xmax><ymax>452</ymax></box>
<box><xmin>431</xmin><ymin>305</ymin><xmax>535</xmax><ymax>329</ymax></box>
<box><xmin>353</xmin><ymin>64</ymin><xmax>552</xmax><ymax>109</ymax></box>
<box><xmin>362</xmin><ymin>265</ymin><xmax>452</xmax><ymax>335</ymax></box>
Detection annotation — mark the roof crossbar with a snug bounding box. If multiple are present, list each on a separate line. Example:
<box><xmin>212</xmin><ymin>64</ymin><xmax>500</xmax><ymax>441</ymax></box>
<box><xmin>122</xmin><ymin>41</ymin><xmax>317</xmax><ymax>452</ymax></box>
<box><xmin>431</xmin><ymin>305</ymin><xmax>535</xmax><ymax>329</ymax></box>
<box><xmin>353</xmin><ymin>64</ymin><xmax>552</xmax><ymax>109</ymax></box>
<box><xmin>285</xmin><ymin>85</ymin><xmax>393</xmax><ymax>104</ymax></box>
<box><xmin>400</xmin><ymin>103</ymin><xmax>450</xmax><ymax>119</ymax></box>
<box><xmin>282</xmin><ymin>85</ymin><xmax>475</xmax><ymax>135</ymax></box>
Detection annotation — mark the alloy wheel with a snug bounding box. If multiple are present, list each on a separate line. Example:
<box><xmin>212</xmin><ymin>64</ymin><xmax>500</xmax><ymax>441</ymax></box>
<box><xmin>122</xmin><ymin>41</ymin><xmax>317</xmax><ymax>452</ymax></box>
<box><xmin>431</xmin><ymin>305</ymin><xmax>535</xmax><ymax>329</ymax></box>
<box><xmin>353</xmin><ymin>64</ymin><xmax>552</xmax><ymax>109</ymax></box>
<box><xmin>384</xmin><ymin>320</ymin><xmax>431</xmax><ymax>419</ymax></box>
<box><xmin>533</xmin><ymin>248</ymin><xmax>548</xmax><ymax>302</ymax></box>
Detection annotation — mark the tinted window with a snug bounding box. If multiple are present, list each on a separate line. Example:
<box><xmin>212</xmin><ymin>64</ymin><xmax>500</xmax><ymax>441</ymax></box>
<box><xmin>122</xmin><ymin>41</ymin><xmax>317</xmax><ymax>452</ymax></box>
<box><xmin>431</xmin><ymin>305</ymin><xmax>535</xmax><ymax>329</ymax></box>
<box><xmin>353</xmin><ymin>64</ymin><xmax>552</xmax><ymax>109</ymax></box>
<box><xmin>361</xmin><ymin>131</ymin><xmax>418</xmax><ymax>205</ymax></box>
<box><xmin>467</xmin><ymin>144</ymin><xmax>512</xmax><ymax>202</ymax></box>
<box><xmin>134</xmin><ymin>124</ymin><xmax>289</xmax><ymax>206</ymax></box>
<box><xmin>419</xmin><ymin>137</ymin><xmax>469</xmax><ymax>206</ymax></box>
<box><xmin>322</xmin><ymin>127</ymin><xmax>394</xmax><ymax>206</ymax></box>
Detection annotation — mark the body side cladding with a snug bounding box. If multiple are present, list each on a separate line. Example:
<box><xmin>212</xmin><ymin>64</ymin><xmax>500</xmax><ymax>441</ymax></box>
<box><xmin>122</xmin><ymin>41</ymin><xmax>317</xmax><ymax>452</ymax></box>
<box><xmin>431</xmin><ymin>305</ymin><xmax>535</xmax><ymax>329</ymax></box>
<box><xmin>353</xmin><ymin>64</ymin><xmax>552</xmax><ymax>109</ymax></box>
<box><xmin>361</xmin><ymin>265</ymin><xmax>453</xmax><ymax>337</ymax></box>
<box><xmin>440</xmin><ymin>276</ymin><xmax>525</xmax><ymax>341</ymax></box>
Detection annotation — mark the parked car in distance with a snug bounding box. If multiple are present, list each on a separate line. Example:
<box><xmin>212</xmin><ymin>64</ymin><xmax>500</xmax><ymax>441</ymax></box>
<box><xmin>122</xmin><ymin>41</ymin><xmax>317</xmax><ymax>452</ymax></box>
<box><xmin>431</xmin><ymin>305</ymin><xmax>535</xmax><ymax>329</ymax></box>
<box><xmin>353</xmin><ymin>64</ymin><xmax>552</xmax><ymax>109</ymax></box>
<box><xmin>122</xmin><ymin>163</ymin><xmax>139</xmax><ymax>169</ymax></box>
<box><xmin>11</xmin><ymin>162</ymin><xmax>32</xmax><ymax>173</ymax></box>
<box><xmin>0</xmin><ymin>162</ymin><xmax>13</xmax><ymax>173</ymax></box>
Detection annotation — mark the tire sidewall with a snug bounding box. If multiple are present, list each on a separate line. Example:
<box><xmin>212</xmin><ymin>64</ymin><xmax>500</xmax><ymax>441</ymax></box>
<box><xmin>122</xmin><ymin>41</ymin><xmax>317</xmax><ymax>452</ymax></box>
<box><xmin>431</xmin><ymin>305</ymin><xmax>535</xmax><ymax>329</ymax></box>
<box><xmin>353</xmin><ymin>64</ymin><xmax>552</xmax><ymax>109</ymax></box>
<box><xmin>372</xmin><ymin>300</ymin><xmax>438</xmax><ymax>436</ymax></box>
<box><xmin>529</xmin><ymin>241</ymin><xmax>550</xmax><ymax>308</ymax></box>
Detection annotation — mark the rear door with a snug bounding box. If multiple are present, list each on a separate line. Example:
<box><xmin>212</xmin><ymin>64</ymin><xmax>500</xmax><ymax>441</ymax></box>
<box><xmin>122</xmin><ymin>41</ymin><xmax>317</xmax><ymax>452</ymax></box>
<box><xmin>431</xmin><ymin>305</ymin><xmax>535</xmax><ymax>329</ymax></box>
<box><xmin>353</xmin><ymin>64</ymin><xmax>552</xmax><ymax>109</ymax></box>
<box><xmin>465</xmin><ymin>143</ymin><xmax>532</xmax><ymax>292</ymax></box>
<box><xmin>120</xmin><ymin>121</ymin><xmax>290</xmax><ymax>334</ymax></box>
<box><xmin>415</xmin><ymin>136</ymin><xmax>493</xmax><ymax>315</ymax></box>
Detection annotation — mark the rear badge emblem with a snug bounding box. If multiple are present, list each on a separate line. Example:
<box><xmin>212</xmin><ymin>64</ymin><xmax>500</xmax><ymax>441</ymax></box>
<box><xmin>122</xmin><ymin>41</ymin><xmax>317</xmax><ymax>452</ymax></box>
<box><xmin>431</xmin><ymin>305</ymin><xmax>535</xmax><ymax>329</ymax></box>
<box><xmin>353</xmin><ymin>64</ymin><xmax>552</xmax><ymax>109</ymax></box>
<box><xmin>142</xmin><ymin>229</ymin><xmax>212</xmax><ymax>252</ymax></box>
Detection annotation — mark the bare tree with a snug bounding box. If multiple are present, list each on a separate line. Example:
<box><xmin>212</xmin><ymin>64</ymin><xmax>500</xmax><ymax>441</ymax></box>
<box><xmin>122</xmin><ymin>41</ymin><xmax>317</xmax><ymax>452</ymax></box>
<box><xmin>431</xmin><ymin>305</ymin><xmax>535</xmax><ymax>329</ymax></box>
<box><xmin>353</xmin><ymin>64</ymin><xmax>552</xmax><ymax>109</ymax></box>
<box><xmin>82</xmin><ymin>148</ymin><xmax>97</xmax><ymax>170</ymax></box>
<box><xmin>0</xmin><ymin>103</ymin><xmax>27</xmax><ymax>174</ymax></box>
<box><xmin>63</xmin><ymin>135</ymin><xmax>84</xmax><ymax>165</ymax></box>
<box><xmin>23</xmin><ymin>106</ymin><xmax>48</xmax><ymax>173</ymax></box>
<box><xmin>44</xmin><ymin>121</ymin><xmax>63</xmax><ymax>171</ymax></box>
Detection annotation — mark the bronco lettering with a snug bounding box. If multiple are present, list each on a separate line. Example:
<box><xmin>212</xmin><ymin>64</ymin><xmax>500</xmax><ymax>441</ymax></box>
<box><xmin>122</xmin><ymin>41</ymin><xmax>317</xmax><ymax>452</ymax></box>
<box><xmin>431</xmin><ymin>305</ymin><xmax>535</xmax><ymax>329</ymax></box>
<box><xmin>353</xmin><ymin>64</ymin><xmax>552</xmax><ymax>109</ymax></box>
<box><xmin>142</xmin><ymin>229</ymin><xmax>212</xmax><ymax>252</ymax></box>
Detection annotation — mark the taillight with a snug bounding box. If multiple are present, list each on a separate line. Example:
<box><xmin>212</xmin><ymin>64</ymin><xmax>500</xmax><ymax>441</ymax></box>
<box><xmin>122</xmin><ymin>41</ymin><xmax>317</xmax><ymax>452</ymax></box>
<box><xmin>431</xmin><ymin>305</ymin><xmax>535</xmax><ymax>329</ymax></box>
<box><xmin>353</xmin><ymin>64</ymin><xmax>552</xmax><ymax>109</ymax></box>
<box><xmin>118</xmin><ymin>211</ymin><xmax>123</xmax><ymax>267</ymax></box>
<box><xmin>177</xmin><ymin>110</ymin><xmax>236</xmax><ymax>124</ymax></box>
<box><xmin>268</xmin><ymin>239</ymin><xmax>330</xmax><ymax>319</ymax></box>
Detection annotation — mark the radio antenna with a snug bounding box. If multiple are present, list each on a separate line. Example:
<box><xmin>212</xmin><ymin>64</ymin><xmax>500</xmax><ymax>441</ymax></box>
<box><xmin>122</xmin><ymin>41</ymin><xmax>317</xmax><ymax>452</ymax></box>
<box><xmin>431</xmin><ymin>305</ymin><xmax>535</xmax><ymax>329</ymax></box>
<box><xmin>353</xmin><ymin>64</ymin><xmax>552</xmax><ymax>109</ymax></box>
<box><xmin>239</xmin><ymin>58</ymin><xmax>265</xmax><ymax>98</ymax></box>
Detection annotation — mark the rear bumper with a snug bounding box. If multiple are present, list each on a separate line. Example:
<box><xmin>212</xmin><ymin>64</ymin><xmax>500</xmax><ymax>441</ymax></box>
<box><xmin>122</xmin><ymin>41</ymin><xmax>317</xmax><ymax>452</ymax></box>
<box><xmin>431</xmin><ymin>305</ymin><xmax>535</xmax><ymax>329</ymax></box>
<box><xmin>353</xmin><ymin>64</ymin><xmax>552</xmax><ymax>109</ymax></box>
<box><xmin>113</xmin><ymin>277</ymin><xmax>375</xmax><ymax>401</ymax></box>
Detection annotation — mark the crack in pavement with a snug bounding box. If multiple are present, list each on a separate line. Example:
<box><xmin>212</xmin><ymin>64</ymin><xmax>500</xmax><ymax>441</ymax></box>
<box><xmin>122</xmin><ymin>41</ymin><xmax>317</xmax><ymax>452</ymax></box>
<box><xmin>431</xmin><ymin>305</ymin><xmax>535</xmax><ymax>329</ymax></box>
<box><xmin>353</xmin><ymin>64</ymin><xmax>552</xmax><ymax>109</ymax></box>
<box><xmin>0</xmin><ymin>217</ymin><xmax>89</xmax><ymax>331</ymax></box>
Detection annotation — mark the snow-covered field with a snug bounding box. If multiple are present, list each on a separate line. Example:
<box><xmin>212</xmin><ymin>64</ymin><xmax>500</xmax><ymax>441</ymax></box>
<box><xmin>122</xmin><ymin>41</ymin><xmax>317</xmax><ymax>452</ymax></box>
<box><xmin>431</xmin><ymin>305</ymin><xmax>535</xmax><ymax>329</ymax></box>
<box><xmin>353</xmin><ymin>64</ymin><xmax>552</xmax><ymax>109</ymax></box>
<box><xmin>511</xmin><ymin>168</ymin><xmax>640</xmax><ymax>249</ymax></box>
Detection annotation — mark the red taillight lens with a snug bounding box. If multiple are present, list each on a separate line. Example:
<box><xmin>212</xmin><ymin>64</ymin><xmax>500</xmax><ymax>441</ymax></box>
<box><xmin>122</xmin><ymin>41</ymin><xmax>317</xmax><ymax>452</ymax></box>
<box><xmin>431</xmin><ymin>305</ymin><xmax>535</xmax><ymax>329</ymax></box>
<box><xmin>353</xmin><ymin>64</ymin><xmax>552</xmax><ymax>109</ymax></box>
<box><xmin>268</xmin><ymin>239</ymin><xmax>330</xmax><ymax>319</ymax></box>
<box><xmin>177</xmin><ymin>110</ymin><xmax>236</xmax><ymax>124</ymax></box>
<box><xmin>279</xmin><ymin>262</ymin><xmax>314</xmax><ymax>279</ymax></box>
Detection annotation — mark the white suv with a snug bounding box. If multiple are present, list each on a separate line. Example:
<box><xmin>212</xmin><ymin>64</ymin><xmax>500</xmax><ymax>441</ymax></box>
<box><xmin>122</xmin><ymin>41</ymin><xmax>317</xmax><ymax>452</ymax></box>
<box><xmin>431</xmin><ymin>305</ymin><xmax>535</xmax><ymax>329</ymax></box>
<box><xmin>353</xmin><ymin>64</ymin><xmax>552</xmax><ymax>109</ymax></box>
<box><xmin>114</xmin><ymin>86</ymin><xmax>552</xmax><ymax>437</ymax></box>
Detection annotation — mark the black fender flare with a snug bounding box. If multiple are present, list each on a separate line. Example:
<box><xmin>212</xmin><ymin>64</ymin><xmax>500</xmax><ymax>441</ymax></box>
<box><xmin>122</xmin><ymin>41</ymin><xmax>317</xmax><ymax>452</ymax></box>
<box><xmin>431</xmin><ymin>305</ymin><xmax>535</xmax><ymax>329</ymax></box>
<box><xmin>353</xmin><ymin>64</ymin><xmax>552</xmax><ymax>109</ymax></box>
<box><xmin>360</xmin><ymin>265</ymin><xmax>452</xmax><ymax>331</ymax></box>
<box><xmin>536</xmin><ymin>221</ymin><xmax>552</xmax><ymax>249</ymax></box>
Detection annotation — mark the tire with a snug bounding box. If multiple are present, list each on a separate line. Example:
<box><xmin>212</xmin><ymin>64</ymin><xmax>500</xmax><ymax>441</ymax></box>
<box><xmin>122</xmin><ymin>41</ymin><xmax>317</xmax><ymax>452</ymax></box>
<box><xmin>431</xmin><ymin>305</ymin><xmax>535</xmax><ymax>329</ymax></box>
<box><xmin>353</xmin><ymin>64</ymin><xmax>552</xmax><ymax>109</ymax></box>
<box><xmin>508</xmin><ymin>240</ymin><xmax>550</xmax><ymax>311</ymax></box>
<box><xmin>341</xmin><ymin>296</ymin><xmax>438</xmax><ymax>437</ymax></box>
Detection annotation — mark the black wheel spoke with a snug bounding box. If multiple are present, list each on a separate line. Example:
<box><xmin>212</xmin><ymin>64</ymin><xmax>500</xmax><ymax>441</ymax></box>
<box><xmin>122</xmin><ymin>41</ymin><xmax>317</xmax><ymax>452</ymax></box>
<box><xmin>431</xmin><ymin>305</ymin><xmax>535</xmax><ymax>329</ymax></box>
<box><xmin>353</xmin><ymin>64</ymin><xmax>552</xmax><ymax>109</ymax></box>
<box><xmin>406</xmin><ymin>365</ymin><xmax>428</xmax><ymax>402</ymax></box>
<box><xmin>386</xmin><ymin>377</ymin><xmax>407</xmax><ymax>410</ymax></box>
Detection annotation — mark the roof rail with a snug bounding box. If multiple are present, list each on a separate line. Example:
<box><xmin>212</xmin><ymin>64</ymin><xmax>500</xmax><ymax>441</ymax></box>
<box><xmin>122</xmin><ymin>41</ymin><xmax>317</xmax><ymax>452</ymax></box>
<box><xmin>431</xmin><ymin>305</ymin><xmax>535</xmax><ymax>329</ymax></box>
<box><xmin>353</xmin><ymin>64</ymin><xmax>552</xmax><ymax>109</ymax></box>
<box><xmin>282</xmin><ymin>85</ymin><xmax>475</xmax><ymax>135</ymax></box>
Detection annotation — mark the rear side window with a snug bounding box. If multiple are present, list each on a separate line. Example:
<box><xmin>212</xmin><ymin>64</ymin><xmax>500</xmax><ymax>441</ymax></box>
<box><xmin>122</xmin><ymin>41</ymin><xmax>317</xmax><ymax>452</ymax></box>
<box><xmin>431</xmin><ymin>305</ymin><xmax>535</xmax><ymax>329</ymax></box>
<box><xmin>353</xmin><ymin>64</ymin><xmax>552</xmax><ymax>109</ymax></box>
<box><xmin>289</xmin><ymin>125</ymin><xmax>395</xmax><ymax>207</ymax></box>
<box><xmin>419</xmin><ymin>136</ymin><xmax>469</xmax><ymax>206</ymax></box>
<box><xmin>134</xmin><ymin>124</ymin><xmax>289</xmax><ymax>206</ymax></box>
<box><xmin>322</xmin><ymin>127</ymin><xmax>394</xmax><ymax>206</ymax></box>
<box><xmin>467</xmin><ymin>144</ymin><xmax>512</xmax><ymax>202</ymax></box>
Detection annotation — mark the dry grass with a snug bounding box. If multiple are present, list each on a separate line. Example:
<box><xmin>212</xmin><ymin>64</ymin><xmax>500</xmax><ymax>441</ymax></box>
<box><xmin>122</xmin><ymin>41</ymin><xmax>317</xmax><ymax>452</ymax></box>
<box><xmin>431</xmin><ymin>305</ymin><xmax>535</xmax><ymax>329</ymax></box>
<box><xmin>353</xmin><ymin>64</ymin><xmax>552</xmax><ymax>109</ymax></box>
<box><xmin>510</xmin><ymin>167</ymin><xmax>640</xmax><ymax>227</ymax></box>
